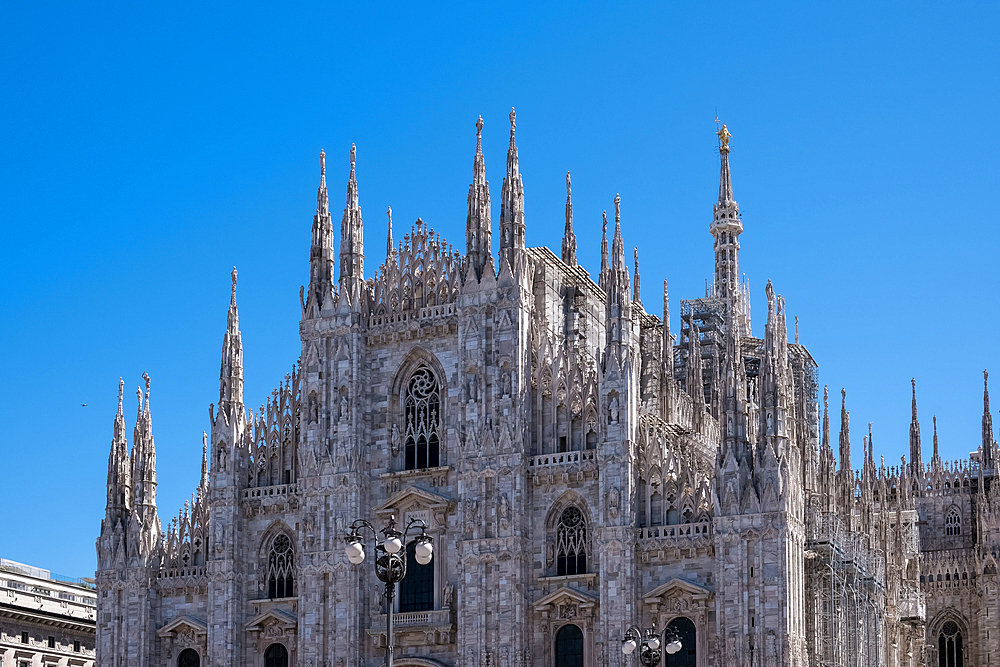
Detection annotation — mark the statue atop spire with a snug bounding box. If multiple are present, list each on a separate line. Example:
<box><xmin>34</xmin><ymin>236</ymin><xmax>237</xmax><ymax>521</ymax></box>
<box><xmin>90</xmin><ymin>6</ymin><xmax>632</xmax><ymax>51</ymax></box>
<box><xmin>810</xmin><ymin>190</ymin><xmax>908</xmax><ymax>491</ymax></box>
<box><xmin>633</xmin><ymin>247</ymin><xmax>641</xmax><ymax>303</ymax></box>
<box><xmin>386</xmin><ymin>206</ymin><xmax>394</xmax><ymax>260</ymax></box>
<box><xmin>711</xmin><ymin>121</ymin><xmax>741</xmax><ymax>301</ymax></box>
<box><xmin>910</xmin><ymin>378</ymin><xmax>922</xmax><ymax>470</ymax></box>
<box><xmin>466</xmin><ymin>115</ymin><xmax>492</xmax><ymax>280</ymax></box>
<box><xmin>985</xmin><ymin>369</ymin><xmax>995</xmax><ymax>468</ymax></box>
<box><xmin>340</xmin><ymin>144</ymin><xmax>365</xmax><ymax>298</ymax></box>
<box><xmin>219</xmin><ymin>268</ymin><xmax>244</xmax><ymax>412</ymax></box>
<box><xmin>562</xmin><ymin>171</ymin><xmax>577</xmax><ymax>265</ymax></box>
<box><xmin>599</xmin><ymin>211</ymin><xmax>609</xmax><ymax>290</ymax></box>
<box><xmin>500</xmin><ymin>107</ymin><xmax>525</xmax><ymax>268</ymax></box>
<box><xmin>307</xmin><ymin>148</ymin><xmax>335</xmax><ymax>314</ymax></box>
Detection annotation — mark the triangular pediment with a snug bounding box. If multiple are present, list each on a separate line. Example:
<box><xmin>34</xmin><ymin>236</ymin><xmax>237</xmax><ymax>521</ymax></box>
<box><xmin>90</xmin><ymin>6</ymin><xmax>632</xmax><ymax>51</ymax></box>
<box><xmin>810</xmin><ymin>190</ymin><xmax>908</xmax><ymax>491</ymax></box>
<box><xmin>375</xmin><ymin>486</ymin><xmax>452</xmax><ymax>516</ymax></box>
<box><xmin>643</xmin><ymin>577</ymin><xmax>712</xmax><ymax>604</ymax></box>
<box><xmin>533</xmin><ymin>586</ymin><xmax>599</xmax><ymax>611</ymax></box>
<box><xmin>245</xmin><ymin>608</ymin><xmax>297</xmax><ymax>631</ymax></box>
<box><xmin>156</xmin><ymin>615</ymin><xmax>208</xmax><ymax>638</ymax></box>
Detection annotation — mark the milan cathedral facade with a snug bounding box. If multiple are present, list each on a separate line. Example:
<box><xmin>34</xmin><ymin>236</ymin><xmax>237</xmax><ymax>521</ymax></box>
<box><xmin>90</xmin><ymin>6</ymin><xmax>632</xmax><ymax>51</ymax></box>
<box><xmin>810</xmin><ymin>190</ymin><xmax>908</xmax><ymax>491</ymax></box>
<box><xmin>96</xmin><ymin>113</ymin><xmax>1000</xmax><ymax>667</ymax></box>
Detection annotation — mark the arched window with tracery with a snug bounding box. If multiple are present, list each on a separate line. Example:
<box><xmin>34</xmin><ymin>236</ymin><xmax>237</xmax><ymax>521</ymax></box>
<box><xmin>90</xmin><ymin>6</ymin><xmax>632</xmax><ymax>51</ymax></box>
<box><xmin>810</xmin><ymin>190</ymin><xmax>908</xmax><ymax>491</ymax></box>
<box><xmin>556</xmin><ymin>507</ymin><xmax>587</xmax><ymax>576</ymax></box>
<box><xmin>177</xmin><ymin>649</ymin><xmax>200</xmax><ymax>667</ymax></box>
<box><xmin>938</xmin><ymin>620</ymin><xmax>963</xmax><ymax>667</ymax></box>
<box><xmin>267</xmin><ymin>535</ymin><xmax>294</xmax><ymax>599</ymax></box>
<box><xmin>945</xmin><ymin>507</ymin><xmax>961</xmax><ymax>536</ymax></box>
<box><xmin>555</xmin><ymin>624</ymin><xmax>583</xmax><ymax>667</ymax></box>
<box><xmin>404</xmin><ymin>365</ymin><xmax>440</xmax><ymax>470</ymax></box>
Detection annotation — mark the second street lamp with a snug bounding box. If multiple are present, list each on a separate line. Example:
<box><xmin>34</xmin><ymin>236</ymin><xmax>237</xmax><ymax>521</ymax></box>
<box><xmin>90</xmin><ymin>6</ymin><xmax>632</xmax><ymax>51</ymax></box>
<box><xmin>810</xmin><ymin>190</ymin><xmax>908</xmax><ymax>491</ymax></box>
<box><xmin>622</xmin><ymin>624</ymin><xmax>683</xmax><ymax>666</ymax></box>
<box><xmin>345</xmin><ymin>515</ymin><xmax>433</xmax><ymax>667</ymax></box>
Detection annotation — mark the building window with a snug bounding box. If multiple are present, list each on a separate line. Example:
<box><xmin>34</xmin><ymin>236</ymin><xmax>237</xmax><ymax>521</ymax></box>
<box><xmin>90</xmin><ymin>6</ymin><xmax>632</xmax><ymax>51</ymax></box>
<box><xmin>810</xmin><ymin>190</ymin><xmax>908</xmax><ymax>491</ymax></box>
<box><xmin>945</xmin><ymin>507</ymin><xmax>961</xmax><ymax>536</ymax></box>
<box><xmin>399</xmin><ymin>540</ymin><xmax>434</xmax><ymax>612</ymax></box>
<box><xmin>404</xmin><ymin>365</ymin><xmax>440</xmax><ymax>470</ymax></box>
<box><xmin>267</xmin><ymin>534</ymin><xmax>294</xmax><ymax>599</ymax></box>
<box><xmin>938</xmin><ymin>620</ymin><xmax>963</xmax><ymax>667</ymax></box>
<box><xmin>265</xmin><ymin>643</ymin><xmax>288</xmax><ymax>667</ymax></box>
<box><xmin>21</xmin><ymin>631</ymin><xmax>28</xmax><ymax>644</ymax></box>
<box><xmin>48</xmin><ymin>635</ymin><xmax>55</xmax><ymax>648</ymax></box>
<box><xmin>178</xmin><ymin>649</ymin><xmax>200</xmax><ymax>667</ymax></box>
<box><xmin>555</xmin><ymin>624</ymin><xmax>584</xmax><ymax>667</ymax></box>
<box><xmin>74</xmin><ymin>640</ymin><xmax>81</xmax><ymax>652</ymax></box>
<box><xmin>556</xmin><ymin>507</ymin><xmax>587</xmax><ymax>576</ymax></box>
<box><xmin>667</xmin><ymin>616</ymin><xmax>697</xmax><ymax>667</ymax></box>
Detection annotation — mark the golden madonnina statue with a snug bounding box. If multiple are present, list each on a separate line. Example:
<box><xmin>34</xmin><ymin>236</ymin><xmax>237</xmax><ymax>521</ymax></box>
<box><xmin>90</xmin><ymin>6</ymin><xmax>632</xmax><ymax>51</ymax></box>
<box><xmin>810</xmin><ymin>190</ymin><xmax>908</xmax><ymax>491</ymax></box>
<box><xmin>717</xmin><ymin>123</ymin><xmax>732</xmax><ymax>151</ymax></box>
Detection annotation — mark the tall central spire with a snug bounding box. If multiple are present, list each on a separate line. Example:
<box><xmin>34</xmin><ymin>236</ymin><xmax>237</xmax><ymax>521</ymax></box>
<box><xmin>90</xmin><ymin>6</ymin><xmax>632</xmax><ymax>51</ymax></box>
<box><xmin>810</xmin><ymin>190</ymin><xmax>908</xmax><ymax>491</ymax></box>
<box><xmin>710</xmin><ymin>123</ymin><xmax>742</xmax><ymax>301</ymax></box>
<box><xmin>339</xmin><ymin>144</ymin><xmax>365</xmax><ymax>298</ymax></box>
<box><xmin>562</xmin><ymin>171</ymin><xmax>577</xmax><ymax>265</ymax></box>
<box><xmin>909</xmin><ymin>378</ymin><xmax>922</xmax><ymax>470</ymax></box>
<box><xmin>984</xmin><ymin>370</ymin><xmax>995</xmax><ymax>467</ymax></box>
<box><xmin>499</xmin><ymin>107</ymin><xmax>525</xmax><ymax>269</ymax></box>
<box><xmin>219</xmin><ymin>267</ymin><xmax>244</xmax><ymax>413</ymax></box>
<box><xmin>466</xmin><ymin>116</ymin><xmax>492</xmax><ymax>280</ymax></box>
<box><xmin>308</xmin><ymin>149</ymin><xmax>335</xmax><ymax>314</ymax></box>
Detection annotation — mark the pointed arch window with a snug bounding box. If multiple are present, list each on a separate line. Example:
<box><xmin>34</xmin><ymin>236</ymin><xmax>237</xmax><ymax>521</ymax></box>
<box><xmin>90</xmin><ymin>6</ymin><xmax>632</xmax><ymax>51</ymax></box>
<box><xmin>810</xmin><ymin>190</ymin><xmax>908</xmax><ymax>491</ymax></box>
<box><xmin>946</xmin><ymin>507</ymin><xmax>961</xmax><ymax>536</ymax></box>
<box><xmin>556</xmin><ymin>507</ymin><xmax>587</xmax><ymax>576</ymax></box>
<box><xmin>555</xmin><ymin>624</ymin><xmax>583</xmax><ymax>667</ymax></box>
<box><xmin>404</xmin><ymin>365</ymin><xmax>440</xmax><ymax>470</ymax></box>
<box><xmin>267</xmin><ymin>535</ymin><xmax>294</xmax><ymax>599</ymax></box>
<box><xmin>938</xmin><ymin>620</ymin><xmax>963</xmax><ymax>667</ymax></box>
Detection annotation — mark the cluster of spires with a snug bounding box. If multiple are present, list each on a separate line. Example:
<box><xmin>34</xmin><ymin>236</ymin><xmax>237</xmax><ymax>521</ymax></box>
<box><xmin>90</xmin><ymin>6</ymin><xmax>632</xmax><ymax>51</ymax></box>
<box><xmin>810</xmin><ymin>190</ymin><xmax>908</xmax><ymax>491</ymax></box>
<box><xmin>305</xmin><ymin>108</ymin><xmax>655</xmax><ymax>319</ymax></box>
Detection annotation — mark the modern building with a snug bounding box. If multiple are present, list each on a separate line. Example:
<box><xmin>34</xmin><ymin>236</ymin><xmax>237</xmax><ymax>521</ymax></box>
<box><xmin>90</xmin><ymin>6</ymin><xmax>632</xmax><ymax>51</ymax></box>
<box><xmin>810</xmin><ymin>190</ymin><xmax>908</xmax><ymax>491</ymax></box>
<box><xmin>95</xmin><ymin>114</ymin><xmax>1000</xmax><ymax>667</ymax></box>
<box><xmin>0</xmin><ymin>559</ymin><xmax>96</xmax><ymax>667</ymax></box>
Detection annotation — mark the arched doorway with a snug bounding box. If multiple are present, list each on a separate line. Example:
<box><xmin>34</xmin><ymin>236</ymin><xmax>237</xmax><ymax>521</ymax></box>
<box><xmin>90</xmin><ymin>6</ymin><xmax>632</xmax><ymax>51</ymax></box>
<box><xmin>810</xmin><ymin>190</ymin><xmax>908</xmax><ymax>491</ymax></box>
<box><xmin>177</xmin><ymin>649</ymin><xmax>200</xmax><ymax>667</ymax></box>
<box><xmin>555</xmin><ymin>624</ymin><xmax>583</xmax><ymax>667</ymax></box>
<box><xmin>265</xmin><ymin>643</ymin><xmax>288</xmax><ymax>667</ymax></box>
<box><xmin>666</xmin><ymin>617</ymin><xmax>696</xmax><ymax>667</ymax></box>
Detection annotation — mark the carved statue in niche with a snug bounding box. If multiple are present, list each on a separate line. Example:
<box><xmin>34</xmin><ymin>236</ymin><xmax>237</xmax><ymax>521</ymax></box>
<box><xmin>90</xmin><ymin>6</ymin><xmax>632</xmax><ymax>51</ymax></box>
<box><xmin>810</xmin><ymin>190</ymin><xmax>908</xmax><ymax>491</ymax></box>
<box><xmin>546</xmin><ymin>542</ymin><xmax>555</xmax><ymax>568</ymax></box>
<box><xmin>443</xmin><ymin>580</ymin><xmax>454</xmax><ymax>606</ymax></box>
<box><xmin>467</xmin><ymin>372</ymin><xmax>478</xmax><ymax>402</ymax></box>
<box><xmin>607</xmin><ymin>486</ymin><xmax>620</xmax><ymax>518</ymax></box>
<box><xmin>309</xmin><ymin>392</ymin><xmax>318</xmax><ymax>424</ymax></box>
<box><xmin>609</xmin><ymin>396</ymin><xmax>620</xmax><ymax>424</ymax></box>
<box><xmin>340</xmin><ymin>394</ymin><xmax>349</xmax><ymax>422</ymax></box>
<box><xmin>390</xmin><ymin>424</ymin><xmax>401</xmax><ymax>457</ymax></box>
<box><xmin>498</xmin><ymin>493</ymin><xmax>510</xmax><ymax>529</ymax></box>
<box><xmin>213</xmin><ymin>518</ymin><xmax>224</xmax><ymax>553</ymax></box>
<box><xmin>502</xmin><ymin>371</ymin><xmax>511</xmax><ymax>397</ymax></box>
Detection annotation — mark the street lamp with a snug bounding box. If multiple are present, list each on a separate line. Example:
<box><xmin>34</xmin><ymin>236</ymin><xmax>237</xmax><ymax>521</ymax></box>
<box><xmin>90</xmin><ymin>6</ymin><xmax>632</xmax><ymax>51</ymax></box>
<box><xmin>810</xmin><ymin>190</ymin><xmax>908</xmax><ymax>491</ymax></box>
<box><xmin>621</xmin><ymin>624</ymin><xmax>683</xmax><ymax>666</ymax></box>
<box><xmin>345</xmin><ymin>514</ymin><xmax>433</xmax><ymax>667</ymax></box>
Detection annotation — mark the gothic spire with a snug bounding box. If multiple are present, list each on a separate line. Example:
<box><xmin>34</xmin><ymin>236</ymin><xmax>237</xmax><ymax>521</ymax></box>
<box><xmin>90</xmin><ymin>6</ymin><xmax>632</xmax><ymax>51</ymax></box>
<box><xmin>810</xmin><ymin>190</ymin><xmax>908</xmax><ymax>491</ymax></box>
<box><xmin>219</xmin><ymin>267</ymin><xmax>244</xmax><ymax>416</ymax></box>
<box><xmin>130</xmin><ymin>374</ymin><xmax>158</xmax><ymax>528</ymax></box>
<box><xmin>822</xmin><ymin>385</ymin><xmax>831</xmax><ymax>454</ymax></box>
<box><xmin>932</xmin><ymin>415</ymin><xmax>941</xmax><ymax>466</ymax></box>
<box><xmin>200</xmin><ymin>431</ymin><xmax>209</xmax><ymax>491</ymax></box>
<box><xmin>687</xmin><ymin>313</ymin><xmax>704</xmax><ymax>408</ymax></box>
<box><xmin>103</xmin><ymin>378</ymin><xmax>131</xmax><ymax>533</ymax></box>
<box><xmin>633</xmin><ymin>248</ymin><xmax>641</xmax><ymax>304</ymax></box>
<box><xmin>909</xmin><ymin>378</ymin><xmax>922</xmax><ymax>470</ymax></box>
<box><xmin>598</xmin><ymin>211</ymin><xmax>609</xmax><ymax>290</ymax></box>
<box><xmin>386</xmin><ymin>206</ymin><xmax>395</xmax><ymax>261</ymax></box>
<box><xmin>984</xmin><ymin>370</ymin><xmax>995</xmax><ymax>468</ymax></box>
<box><xmin>308</xmin><ymin>149</ymin><xmax>335</xmax><ymax>313</ymax></box>
<box><xmin>561</xmin><ymin>172</ymin><xmax>577</xmax><ymax>265</ymax></box>
<box><xmin>839</xmin><ymin>388</ymin><xmax>851</xmax><ymax>474</ymax></box>
<box><xmin>662</xmin><ymin>278</ymin><xmax>671</xmax><ymax>361</ymax></box>
<box><xmin>339</xmin><ymin>144</ymin><xmax>365</xmax><ymax>297</ymax></box>
<box><xmin>466</xmin><ymin>116</ymin><xmax>492</xmax><ymax>280</ymax></box>
<box><xmin>710</xmin><ymin>123</ymin><xmax>742</xmax><ymax>300</ymax></box>
<box><xmin>499</xmin><ymin>107</ymin><xmax>525</xmax><ymax>268</ymax></box>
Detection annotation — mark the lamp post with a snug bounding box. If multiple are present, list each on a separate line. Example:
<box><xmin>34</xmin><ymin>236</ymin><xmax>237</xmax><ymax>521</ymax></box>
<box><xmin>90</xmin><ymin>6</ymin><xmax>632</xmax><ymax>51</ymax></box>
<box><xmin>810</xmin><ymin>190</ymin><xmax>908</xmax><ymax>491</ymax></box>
<box><xmin>621</xmin><ymin>624</ymin><xmax>683</xmax><ymax>667</ymax></box>
<box><xmin>345</xmin><ymin>515</ymin><xmax>433</xmax><ymax>667</ymax></box>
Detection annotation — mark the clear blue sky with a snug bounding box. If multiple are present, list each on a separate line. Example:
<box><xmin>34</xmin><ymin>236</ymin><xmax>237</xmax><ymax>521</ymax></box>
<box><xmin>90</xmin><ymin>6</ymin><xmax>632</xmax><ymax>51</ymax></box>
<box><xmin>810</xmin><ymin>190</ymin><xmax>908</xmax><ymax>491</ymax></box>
<box><xmin>1</xmin><ymin>2</ymin><xmax>997</xmax><ymax>577</ymax></box>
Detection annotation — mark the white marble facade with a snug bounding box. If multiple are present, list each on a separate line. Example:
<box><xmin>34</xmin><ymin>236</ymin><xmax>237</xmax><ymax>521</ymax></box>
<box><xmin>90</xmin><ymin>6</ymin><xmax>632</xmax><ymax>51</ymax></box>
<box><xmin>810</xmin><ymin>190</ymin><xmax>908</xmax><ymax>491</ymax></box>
<box><xmin>96</xmin><ymin>116</ymin><xmax>1000</xmax><ymax>667</ymax></box>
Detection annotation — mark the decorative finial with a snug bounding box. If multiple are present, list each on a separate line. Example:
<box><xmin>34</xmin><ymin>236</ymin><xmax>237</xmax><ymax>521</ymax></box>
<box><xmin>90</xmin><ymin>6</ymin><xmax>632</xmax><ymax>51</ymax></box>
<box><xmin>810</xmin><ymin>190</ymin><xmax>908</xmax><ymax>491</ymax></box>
<box><xmin>231</xmin><ymin>266</ymin><xmax>238</xmax><ymax>292</ymax></box>
<box><xmin>476</xmin><ymin>115</ymin><xmax>484</xmax><ymax>135</ymax></box>
<box><xmin>614</xmin><ymin>194</ymin><xmax>621</xmax><ymax>224</ymax></box>
<box><xmin>634</xmin><ymin>247</ymin><xmax>638</xmax><ymax>267</ymax></box>
<box><xmin>717</xmin><ymin>123</ymin><xmax>732</xmax><ymax>152</ymax></box>
<box><xmin>794</xmin><ymin>316</ymin><xmax>799</xmax><ymax>345</ymax></box>
<box><xmin>118</xmin><ymin>377</ymin><xmax>124</xmax><ymax>412</ymax></box>
<box><xmin>509</xmin><ymin>107</ymin><xmax>516</xmax><ymax>134</ymax></box>
<box><xmin>143</xmin><ymin>372</ymin><xmax>150</xmax><ymax>397</ymax></box>
<box><xmin>319</xmin><ymin>149</ymin><xmax>326</xmax><ymax>178</ymax></box>
<box><xmin>566</xmin><ymin>171</ymin><xmax>571</xmax><ymax>197</ymax></box>
<box><xmin>350</xmin><ymin>143</ymin><xmax>356</xmax><ymax>167</ymax></box>
<box><xmin>387</xmin><ymin>206</ymin><xmax>392</xmax><ymax>224</ymax></box>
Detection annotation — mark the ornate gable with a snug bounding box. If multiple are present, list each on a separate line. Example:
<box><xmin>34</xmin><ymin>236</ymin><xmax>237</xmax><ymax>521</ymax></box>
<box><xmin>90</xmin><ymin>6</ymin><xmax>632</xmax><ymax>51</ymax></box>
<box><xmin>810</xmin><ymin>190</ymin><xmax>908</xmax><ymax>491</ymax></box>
<box><xmin>156</xmin><ymin>615</ymin><xmax>208</xmax><ymax>639</ymax></box>
<box><xmin>375</xmin><ymin>486</ymin><xmax>453</xmax><ymax>528</ymax></box>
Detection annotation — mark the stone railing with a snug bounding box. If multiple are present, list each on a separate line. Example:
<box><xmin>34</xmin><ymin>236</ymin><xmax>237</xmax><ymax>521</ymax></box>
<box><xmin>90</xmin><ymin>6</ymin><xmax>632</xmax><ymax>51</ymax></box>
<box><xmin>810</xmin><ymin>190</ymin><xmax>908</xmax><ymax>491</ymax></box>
<box><xmin>368</xmin><ymin>303</ymin><xmax>457</xmax><ymax>328</ymax></box>
<box><xmin>638</xmin><ymin>521</ymin><xmax>711</xmax><ymax>540</ymax></box>
<box><xmin>373</xmin><ymin>607</ymin><xmax>451</xmax><ymax>627</ymax></box>
<box><xmin>159</xmin><ymin>566</ymin><xmax>207</xmax><ymax>579</ymax></box>
<box><xmin>242</xmin><ymin>483</ymin><xmax>297</xmax><ymax>500</ymax></box>
<box><xmin>529</xmin><ymin>450</ymin><xmax>596</xmax><ymax>468</ymax></box>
